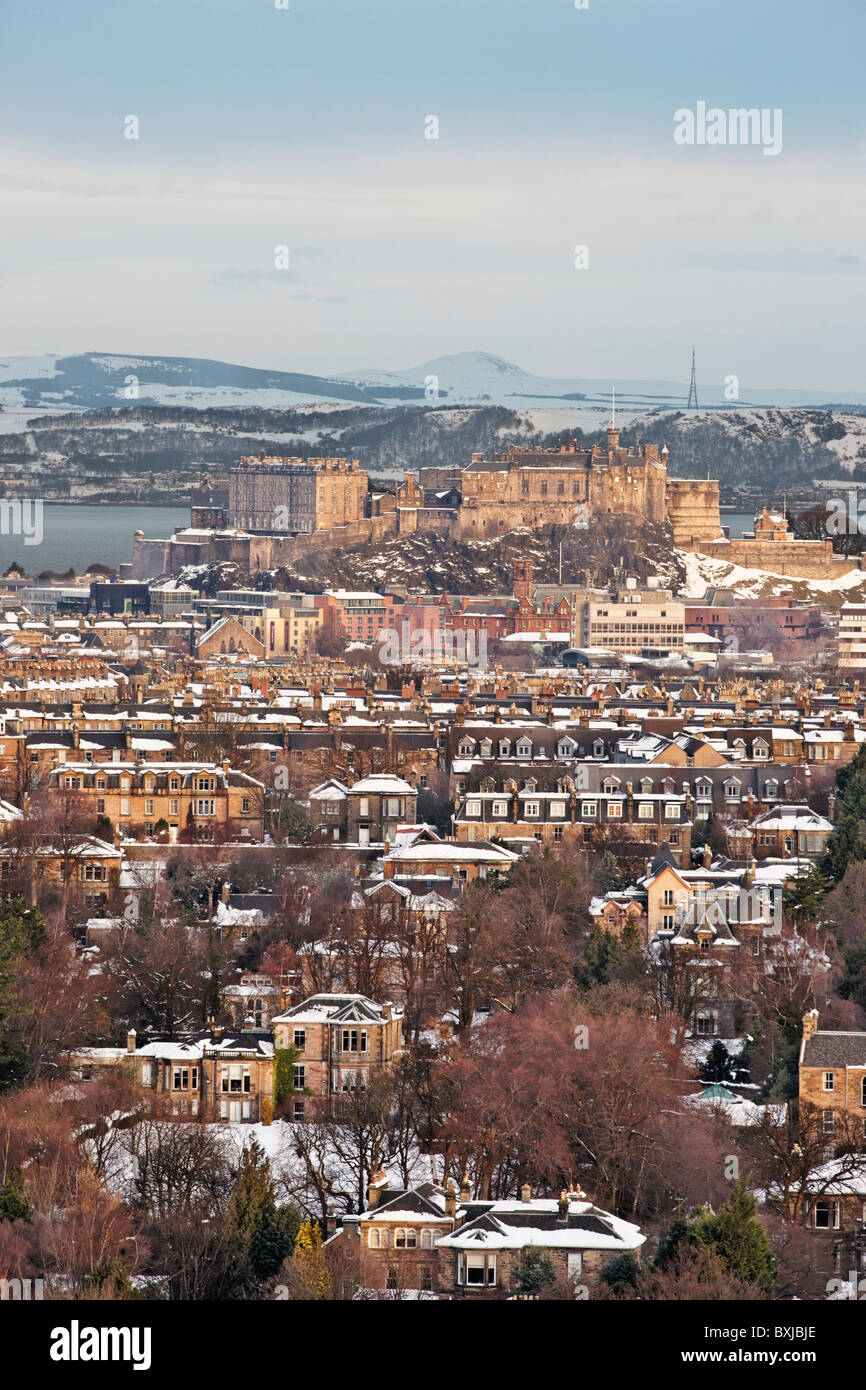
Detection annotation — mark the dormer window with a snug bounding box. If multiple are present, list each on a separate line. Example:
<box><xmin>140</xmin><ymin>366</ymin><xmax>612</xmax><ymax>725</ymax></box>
<box><xmin>764</xmin><ymin>780</ymin><xmax>778</xmax><ymax>798</ymax></box>
<box><xmin>593</xmin><ymin>739</ymin><xmax>605</xmax><ymax>758</ymax></box>
<box><xmin>480</xmin><ymin>739</ymin><xmax>493</xmax><ymax>758</ymax></box>
<box><xmin>640</xmin><ymin>778</ymin><xmax>652</xmax><ymax>793</ymax></box>
<box><xmin>498</xmin><ymin>739</ymin><xmax>511</xmax><ymax>758</ymax></box>
<box><xmin>457</xmin><ymin>739</ymin><xmax>475</xmax><ymax>757</ymax></box>
<box><xmin>557</xmin><ymin>738</ymin><xmax>575</xmax><ymax>758</ymax></box>
<box><xmin>516</xmin><ymin>739</ymin><xmax>532</xmax><ymax>758</ymax></box>
<box><xmin>753</xmin><ymin>739</ymin><xmax>769</xmax><ymax>760</ymax></box>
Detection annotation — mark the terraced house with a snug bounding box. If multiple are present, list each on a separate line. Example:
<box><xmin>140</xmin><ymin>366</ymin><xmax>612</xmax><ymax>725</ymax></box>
<box><xmin>48</xmin><ymin>759</ymin><xmax>265</xmax><ymax>841</ymax></box>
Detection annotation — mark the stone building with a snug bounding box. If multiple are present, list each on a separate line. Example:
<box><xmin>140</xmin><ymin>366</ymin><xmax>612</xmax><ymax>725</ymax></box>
<box><xmin>271</xmin><ymin>993</ymin><xmax>404</xmax><ymax>1121</ymax></box>
<box><xmin>799</xmin><ymin>1010</ymin><xmax>866</xmax><ymax>1142</ymax></box>
<box><xmin>436</xmin><ymin>1185</ymin><xmax>645</xmax><ymax>1298</ymax></box>
<box><xmin>229</xmin><ymin>456</ymin><xmax>368</xmax><ymax>534</ymax></box>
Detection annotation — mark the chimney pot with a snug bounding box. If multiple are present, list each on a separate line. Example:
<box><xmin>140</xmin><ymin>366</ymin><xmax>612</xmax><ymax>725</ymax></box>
<box><xmin>520</xmin><ymin>1183</ymin><xmax>531</xmax><ymax>1204</ymax></box>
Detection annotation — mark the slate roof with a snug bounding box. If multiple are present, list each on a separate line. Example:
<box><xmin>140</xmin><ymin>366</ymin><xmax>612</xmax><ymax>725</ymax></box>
<box><xmin>802</xmin><ymin>1033</ymin><xmax>866</xmax><ymax>1068</ymax></box>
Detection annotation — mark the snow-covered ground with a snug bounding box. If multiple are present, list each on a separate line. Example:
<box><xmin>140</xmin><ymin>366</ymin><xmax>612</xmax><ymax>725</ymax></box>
<box><xmin>676</xmin><ymin>547</ymin><xmax>866</xmax><ymax>602</ymax></box>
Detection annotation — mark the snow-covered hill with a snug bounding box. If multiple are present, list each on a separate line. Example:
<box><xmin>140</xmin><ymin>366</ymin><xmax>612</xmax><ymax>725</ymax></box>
<box><xmin>2</xmin><ymin>349</ymin><xmax>864</xmax><ymax>421</ymax></box>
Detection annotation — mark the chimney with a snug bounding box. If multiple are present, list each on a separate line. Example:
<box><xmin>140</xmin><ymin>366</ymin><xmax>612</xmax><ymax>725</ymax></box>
<box><xmin>459</xmin><ymin>1172</ymin><xmax>471</xmax><ymax>1203</ymax></box>
<box><xmin>444</xmin><ymin>1180</ymin><xmax>457</xmax><ymax>1219</ymax></box>
<box><xmin>557</xmin><ymin>1190</ymin><xmax>569</xmax><ymax>1224</ymax></box>
<box><xmin>366</xmin><ymin>1167</ymin><xmax>387</xmax><ymax>1209</ymax></box>
<box><xmin>326</xmin><ymin>1203</ymin><xmax>337</xmax><ymax>1239</ymax></box>
<box><xmin>703</xmin><ymin>843</ymin><xmax>712</xmax><ymax>869</ymax></box>
<box><xmin>520</xmin><ymin>1183</ymin><xmax>532</xmax><ymax>1204</ymax></box>
<box><xmin>802</xmin><ymin>1009</ymin><xmax>819</xmax><ymax>1043</ymax></box>
<box><xmin>126</xmin><ymin>1028</ymin><xmax>136</xmax><ymax>1054</ymax></box>
<box><xmin>221</xmin><ymin>880</ymin><xmax>230</xmax><ymax>903</ymax></box>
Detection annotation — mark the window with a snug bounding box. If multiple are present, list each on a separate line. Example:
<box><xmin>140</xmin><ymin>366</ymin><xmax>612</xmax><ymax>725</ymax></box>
<box><xmin>358</xmin><ymin>797</ymin><xmax>370</xmax><ymax>818</ymax></box>
<box><xmin>491</xmin><ymin>799</ymin><xmax>508</xmax><ymax>818</ymax></box>
<box><xmin>608</xmin><ymin>801</ymin><xmax>623</xmax><ymax>818</ymax></box>
<box><xmin>293</xmin><ymin>1100</ymin><xmax>305</xmax><ymax>1122</ymax></box>
<box><xmin>421</xmin><ymin>1229</ymin><xmax>434</xmax><ymax>1249</ymax></box>
<box><xmin>549</xmin><ymin>801</ymin><xmax>566</xmax><ymax>818</ymax></box>
<box><xmin>144</xmin><ymin>799</ymin><xmax>154</xmax><ymax>816</ymax></box>
<box><xmin>462</xmin><ymin>1252</ymin><xmax>496</xmax><ymax>1287</ymax></box>
<box><xmin>638</xmin><ymin>802</ymin><xmax>653</xmax><ymax>820</ymax></box>
<box><xmin>196</xmin><ymin>799</ymin><xmax>215</xmax><ymax>816</ymax></box>
<box><xmin>395</xmin><ymin>1228</ymin><xmax>417</xmax><ymax>1249</ymax></box>
<box><xmin>663</xmin><ymin>889</ymin><xmax>674</xmax><ymax>906</ymax></box>
<box><xmin>368</xmin><ymin>1228</ymin><xmax>381</xmax><ymax>1248</ymax></box>
<box><xmin>241</xmin><ymin>797</ymin><xmax>251</xmax><ymax>814</ymax></box>
<box><xmin>293</xmin><ymin>1029</ymin><xmax>306</xmax><ymax>1051</ymax></box>
<box><xmin>466</xmin><ymin>799</ymin><xmax>481</xmax><ymax>817</ymax></box>
<box><xmin>524</xmin><ymin>801</ymin><xmax>540</xmax><ymax>817</ymax></box>
<box><xmin>581</xmin><ymin>801</ymin><xmax>597</xmax><ymax>818</ymax></box>
<box><xmin>419</xmin><ymin>1266</ymin><xmax>434</xmax><ymax>1292</ymax></box>
<box><xmin>386</xmin><ymin>797</ymin><xmax>404</xmax><ymax>818</ymax></box>
<box><xmin>294</xmin><ymin>1065</ymin><xmax>305</xmax><ymax>1090</ymax></box>
<box><xmin>823</xmin><ymin>1109</ymin><xmax>836</xmax><ymax>1136</ymax></box>
<box><xmin>862</xmin><ymin>1076</ymin><xmax>866</xmax><ymax>1108</ymax></box>
<box><xmin>341</xmin><ymin>1029</ymin><xmax>368</xmax><ymax>1053</ymax></box>
<box><xmin>814</xmin><ymin>1201</ymin><xmax>840</xmax><ymax>1230</ymax></box>
<box><xmin>665</xmin><ymin>803</ymin><xmax>680</xmax><ymax>819</ymax></box>
<box><xmin>823</xmin><ymin>1071</ymin><xmax>835</xmax><ymax>1092</ymax></box>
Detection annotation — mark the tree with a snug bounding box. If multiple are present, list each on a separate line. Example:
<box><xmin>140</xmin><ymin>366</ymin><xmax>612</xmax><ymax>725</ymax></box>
<box><xmin>690</xmin><ymin>1183</ymin><xmax>777</xmax><ymax>1296</ymax></box>
<box><xmin>512</xmin><ymin>1248</ymin><xmax>557</xmax><ymax>1297</ymax></box>
<box><xmin>700</xmin><ymin>1040</ymin><xmax>736</xmax><ymax>1085</ymax></box>
<box><xmin>226</xmin><ymin>1136</ymin><xmax>301</xmax><ymax>1295</ymax></box>
<box><xmin>820</xmin><ymin>745</ymin><xmax>866</xmax><ymax>884</ymax></box>
<box><xmin>280</xmin><ymin>1216</ymin><xmax>330</xmax><ymax>1299</ymax></box>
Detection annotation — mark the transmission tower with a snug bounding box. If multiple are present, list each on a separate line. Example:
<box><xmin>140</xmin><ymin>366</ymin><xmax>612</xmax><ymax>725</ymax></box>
<box><xmin>687</xmin><ymin>347</ymin><xmax>698</xmax><ymax>409</ymax></box>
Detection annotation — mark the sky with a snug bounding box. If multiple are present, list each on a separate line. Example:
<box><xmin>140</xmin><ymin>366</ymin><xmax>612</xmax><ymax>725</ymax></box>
<box><xmin>1</xmin><ymin>0</ymin><xmax>864</xmax><ymax>392</ymax></box>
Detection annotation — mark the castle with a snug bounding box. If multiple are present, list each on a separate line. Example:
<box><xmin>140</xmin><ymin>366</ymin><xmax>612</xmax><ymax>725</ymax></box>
<box><xmin>129</xmin><ymin>440</ymin><xmax>845</xmax><ymax>582</ymax></box>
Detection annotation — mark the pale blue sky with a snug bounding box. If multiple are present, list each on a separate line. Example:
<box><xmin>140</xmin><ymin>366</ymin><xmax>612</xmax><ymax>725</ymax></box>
<box><xmin>1</xmin><ymin>0</ymin><xmax>864</xmax><ymax>389</ymax></box>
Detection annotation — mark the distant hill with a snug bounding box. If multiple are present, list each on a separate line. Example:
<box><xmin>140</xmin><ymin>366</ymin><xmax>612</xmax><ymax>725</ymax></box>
<box><xmin>1</xmin><ymin>349</ymin><xmax>864</xmax><ymax>418</ymax></box>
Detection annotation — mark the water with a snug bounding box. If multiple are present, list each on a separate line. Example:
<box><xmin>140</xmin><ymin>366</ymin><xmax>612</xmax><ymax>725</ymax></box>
<box><xmin>722</xmin><ymin>512</ymin><xmax>756</xmax><ymax>539</ymax></box>
<box><xmin>0</xmin><ymin>504</ymin><xmax>188</xmax><ymax>577</ymax></box>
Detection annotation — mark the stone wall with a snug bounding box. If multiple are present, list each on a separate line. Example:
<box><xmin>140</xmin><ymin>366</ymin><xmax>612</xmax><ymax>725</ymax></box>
<box><xmin>697</xmin><ymin>537</ymin><xmax>860</xmax><ymax>579</ymax></box>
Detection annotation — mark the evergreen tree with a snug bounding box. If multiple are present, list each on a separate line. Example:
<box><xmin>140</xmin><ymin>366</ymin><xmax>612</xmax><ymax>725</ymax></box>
<box><xmin>226</xmin><ymin>1137</ymin><xmax>300</xmax><ymax>1295</ymax></box>
<box><xmin>821</xmin><ymin>746</ymin><xmax>866</xmax><ymax>884</ymax></box>
<box><xmin>513</xmin><ymin>1248</ymin><xmax>557</xmax><ymax>1296</ymax></box>
<box><xmin>700</xmin><ymin>1040</ymin><xmax>735</xmax><ymax>1085</ymax></box>
<box><xmin>691</xmin><ymin>1184</ymin><xmax>776</xmax><ymax>1296</ymax></box>
<box><xmin>654</xmin><ymin>1185</ymin><xmax>775</xmax><ymax>1296</ymax></box>
<box><xmin>575</xmin><ymin>924</ymin><xmax>639</xmax><ymax>990</ymax></box>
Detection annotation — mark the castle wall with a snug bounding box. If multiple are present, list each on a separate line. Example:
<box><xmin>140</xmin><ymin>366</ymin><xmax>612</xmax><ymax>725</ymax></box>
<box><xmin>696</xmin><ymin>537</ymin><xmax>861</xmax><ymax>579</ymax></box>
<box><xmin>666</xmin><ymin>478</ymin><xmax>723</xmax><ymax>545</ymax></box>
